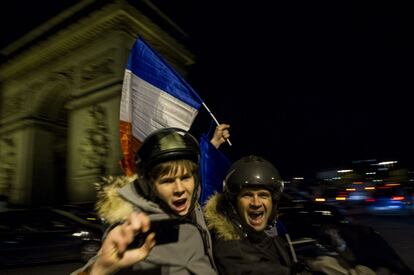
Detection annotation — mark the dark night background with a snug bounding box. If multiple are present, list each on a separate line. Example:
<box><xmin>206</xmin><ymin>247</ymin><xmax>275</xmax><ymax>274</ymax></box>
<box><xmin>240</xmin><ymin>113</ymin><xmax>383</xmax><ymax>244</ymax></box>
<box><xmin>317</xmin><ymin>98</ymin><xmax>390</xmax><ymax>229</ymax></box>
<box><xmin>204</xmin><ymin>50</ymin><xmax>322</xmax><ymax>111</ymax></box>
<box><xmin>1</xmin><ymin>0</ymin><xmax>413</xmax><ymax>179</ymax></box>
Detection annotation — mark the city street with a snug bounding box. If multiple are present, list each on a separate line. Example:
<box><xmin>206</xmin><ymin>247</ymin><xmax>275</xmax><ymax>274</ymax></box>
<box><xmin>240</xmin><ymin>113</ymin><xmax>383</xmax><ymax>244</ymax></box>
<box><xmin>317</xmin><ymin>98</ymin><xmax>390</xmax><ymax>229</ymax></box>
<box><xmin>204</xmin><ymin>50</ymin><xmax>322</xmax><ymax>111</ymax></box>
<box><xmin>1</xmin><ymin>214</ymin><xmax>413</xmax><ymax>274</ymax></box>
<box><xmin>1</xmin><ymin>1</ymin><xmax>412</xmax><ymax>274</ymax></box>
<box><xmin>353</xmin><ymin>214</ymin><xmax>414</xmax><ymax>271</ymax></box>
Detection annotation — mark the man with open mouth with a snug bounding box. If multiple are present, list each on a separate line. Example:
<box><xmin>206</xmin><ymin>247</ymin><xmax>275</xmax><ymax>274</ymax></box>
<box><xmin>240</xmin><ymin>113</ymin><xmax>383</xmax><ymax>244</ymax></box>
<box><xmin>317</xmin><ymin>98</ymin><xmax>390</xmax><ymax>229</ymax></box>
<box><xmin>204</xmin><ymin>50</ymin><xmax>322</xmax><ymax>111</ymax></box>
<box><xmin>204</xmin><ymin>155</ymin><xmax>378</xmax><ymax>275</ymax></box>
<box><xmin>204</xmin><ymin>155</ymin><xmax>293</xmax><ymax>275</ymax></box>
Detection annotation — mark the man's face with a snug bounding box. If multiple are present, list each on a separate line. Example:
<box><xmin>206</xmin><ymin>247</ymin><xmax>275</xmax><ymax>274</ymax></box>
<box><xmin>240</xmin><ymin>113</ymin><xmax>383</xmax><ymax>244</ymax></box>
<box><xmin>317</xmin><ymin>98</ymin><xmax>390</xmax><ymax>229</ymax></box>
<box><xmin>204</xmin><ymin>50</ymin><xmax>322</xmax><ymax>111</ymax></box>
<box><xmin>236</xmin><ymin>187</ymin><xmax>273</xmax><ymax>231</ymax></box>
<box><xmin>153</xmin><ymin>166</ymin><xmax>195</xmax><ymax>216</ymax></box>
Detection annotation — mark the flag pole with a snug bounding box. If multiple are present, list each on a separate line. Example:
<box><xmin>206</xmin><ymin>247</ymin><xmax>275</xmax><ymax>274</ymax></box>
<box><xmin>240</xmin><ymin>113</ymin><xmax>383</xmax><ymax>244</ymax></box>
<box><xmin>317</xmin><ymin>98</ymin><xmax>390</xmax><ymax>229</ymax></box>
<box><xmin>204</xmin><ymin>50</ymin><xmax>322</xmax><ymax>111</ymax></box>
<box><xmin>202</xmin><ymin>102</ymin><xmax>232</xmax><ymax>146</ymax></box>
<box><xmin>136</xmin><ymin>40</ymin><xmax>231</xmax><ymax>146</ymax></box>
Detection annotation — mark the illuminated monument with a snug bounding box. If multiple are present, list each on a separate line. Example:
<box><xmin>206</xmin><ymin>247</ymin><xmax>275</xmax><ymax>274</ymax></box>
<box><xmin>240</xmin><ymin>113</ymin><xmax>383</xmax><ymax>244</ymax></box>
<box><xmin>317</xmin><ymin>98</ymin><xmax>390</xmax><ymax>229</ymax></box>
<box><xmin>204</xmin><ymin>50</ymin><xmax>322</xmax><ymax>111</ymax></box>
<box><xmin>0</xmin><ymin>0</ymin><xmax>194</xmax><ymax>206</ymax></box>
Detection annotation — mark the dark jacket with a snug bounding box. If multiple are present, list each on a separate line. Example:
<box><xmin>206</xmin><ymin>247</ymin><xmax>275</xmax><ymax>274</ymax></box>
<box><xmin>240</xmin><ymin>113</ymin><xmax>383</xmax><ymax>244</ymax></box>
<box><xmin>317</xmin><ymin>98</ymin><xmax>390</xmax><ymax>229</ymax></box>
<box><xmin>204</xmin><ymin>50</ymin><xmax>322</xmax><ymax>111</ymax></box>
<box><xmin>204</xmin><ymin>193</ymin><xmax>293</xmax><ymax>275</ymax></box>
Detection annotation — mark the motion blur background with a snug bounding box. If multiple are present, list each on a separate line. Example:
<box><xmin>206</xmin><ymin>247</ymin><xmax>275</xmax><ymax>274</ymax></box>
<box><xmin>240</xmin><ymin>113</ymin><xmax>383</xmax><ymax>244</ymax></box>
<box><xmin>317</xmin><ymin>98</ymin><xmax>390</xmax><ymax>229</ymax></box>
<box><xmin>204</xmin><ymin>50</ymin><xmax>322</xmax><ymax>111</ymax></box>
<box><xmin>0</xmin><ymin>0</ymin><xmax>413</xmax><ymax>272</ymax></box>
<box><xmin>1</xmin><ymin>0</ymin><xmax>413</xmax><ymax>207</ymax></box>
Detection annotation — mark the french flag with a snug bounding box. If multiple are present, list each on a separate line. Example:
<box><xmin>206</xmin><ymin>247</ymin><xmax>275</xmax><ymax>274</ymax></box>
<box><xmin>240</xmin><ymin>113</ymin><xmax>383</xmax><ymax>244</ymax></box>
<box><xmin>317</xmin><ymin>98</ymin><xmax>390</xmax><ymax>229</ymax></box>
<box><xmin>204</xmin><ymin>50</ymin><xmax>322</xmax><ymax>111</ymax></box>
<box><xmin>119</xmin><ymin>37</ymin><xmax>203</xmax><ymax>176</ymax></box>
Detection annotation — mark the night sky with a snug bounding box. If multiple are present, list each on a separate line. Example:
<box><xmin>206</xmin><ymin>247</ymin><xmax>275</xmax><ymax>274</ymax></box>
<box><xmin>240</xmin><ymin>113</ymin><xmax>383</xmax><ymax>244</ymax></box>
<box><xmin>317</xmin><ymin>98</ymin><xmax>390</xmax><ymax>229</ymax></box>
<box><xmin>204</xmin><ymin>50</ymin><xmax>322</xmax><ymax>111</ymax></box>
<box><xmin>1</xmin><ymin>1</ymin><xmax>413</xmax><ymax>179</ymax></box>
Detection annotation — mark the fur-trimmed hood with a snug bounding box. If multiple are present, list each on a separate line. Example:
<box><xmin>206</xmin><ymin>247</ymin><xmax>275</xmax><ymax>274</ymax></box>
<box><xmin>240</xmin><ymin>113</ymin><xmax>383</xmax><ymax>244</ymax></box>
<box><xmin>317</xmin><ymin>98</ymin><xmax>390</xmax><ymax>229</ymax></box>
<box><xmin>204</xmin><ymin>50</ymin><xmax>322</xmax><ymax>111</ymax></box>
<box><xmin>95</xmin><ymin>174</ymin><xmax>166</xmax><ymax>224</ymax></box>
<box><xmin>80</xmin><ymin>175</ymin><xmax>218</xmax><ymax>275</ymax></box>
<box><xmin>204</xmin><ymin>193</ymin><xmax>242</xmax><ymax>241</ymax></box>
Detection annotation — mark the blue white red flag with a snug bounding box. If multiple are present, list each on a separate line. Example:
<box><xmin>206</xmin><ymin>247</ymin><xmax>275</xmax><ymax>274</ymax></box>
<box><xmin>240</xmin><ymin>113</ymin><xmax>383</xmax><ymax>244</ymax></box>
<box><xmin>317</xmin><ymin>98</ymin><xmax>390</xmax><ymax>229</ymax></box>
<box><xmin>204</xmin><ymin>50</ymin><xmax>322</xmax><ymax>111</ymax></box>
<box><xmin>119</xmin><ymin>37</ymin><xmax>203</xmax><ymax>176</ymax></box>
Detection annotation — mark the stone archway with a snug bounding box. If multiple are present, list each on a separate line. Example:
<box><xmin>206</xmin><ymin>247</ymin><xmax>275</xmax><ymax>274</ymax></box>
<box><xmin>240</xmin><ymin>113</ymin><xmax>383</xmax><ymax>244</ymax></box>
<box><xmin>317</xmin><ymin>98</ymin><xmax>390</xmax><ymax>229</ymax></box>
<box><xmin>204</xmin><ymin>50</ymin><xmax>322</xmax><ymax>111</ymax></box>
<box><xmin>15</xmin><ymin>73</ymin><xmax>72</xmax><ymax>206</ymax></box>
<box><xmin>0</xmin><ymin>0</ymin><xmax>195</xmax><ymax>206</ymax></box>
<box><xmin>32</xmin><ymin>73</ymin><xmax>72</xmax><ymax>205</ymax></box>
<box><xmin>0</xmin><ymin>72</ymin><xmax>72</xmax><ymax>206</ymax></box>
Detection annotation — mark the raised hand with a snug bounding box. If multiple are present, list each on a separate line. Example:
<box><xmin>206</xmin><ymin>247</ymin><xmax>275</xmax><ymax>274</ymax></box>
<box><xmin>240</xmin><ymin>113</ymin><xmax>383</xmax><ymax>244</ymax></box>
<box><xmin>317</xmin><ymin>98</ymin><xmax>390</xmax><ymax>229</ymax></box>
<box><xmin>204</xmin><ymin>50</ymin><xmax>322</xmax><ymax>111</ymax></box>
<box><xmin>90</xmin><ymin>212</ymin><xmax>156</xmax><ymax>275</ymax></box>
<box><xmin>210</xmin><ymin>123</ymin><xmax>230</xmax><ymax>149</ymax></box>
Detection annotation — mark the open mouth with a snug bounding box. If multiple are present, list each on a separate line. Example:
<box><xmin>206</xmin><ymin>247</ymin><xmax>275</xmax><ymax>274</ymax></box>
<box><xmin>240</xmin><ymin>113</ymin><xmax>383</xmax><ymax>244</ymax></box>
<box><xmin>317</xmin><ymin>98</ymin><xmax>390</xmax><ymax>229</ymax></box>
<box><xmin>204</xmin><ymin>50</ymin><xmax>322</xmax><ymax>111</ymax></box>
<box><xmin>172</xmin><ymin>198</ymin><xmax>188</xmax><ymax>213</ymax></box>
<box><xmin>247</xmin><ymin>211</ymin><xmax>264</xmax><ymax>225</ymax></box>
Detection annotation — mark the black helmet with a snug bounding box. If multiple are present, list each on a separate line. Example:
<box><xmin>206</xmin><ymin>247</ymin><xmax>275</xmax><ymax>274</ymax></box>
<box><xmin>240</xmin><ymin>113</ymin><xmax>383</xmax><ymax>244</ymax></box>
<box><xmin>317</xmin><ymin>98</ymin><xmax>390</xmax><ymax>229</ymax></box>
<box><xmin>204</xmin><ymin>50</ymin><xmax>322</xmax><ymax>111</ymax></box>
<box><xmin>223</xmin><ymin>155</ymin><xmax>284</xmax><ymax>202</ymax></box>
<box><xmin>136</xmin><ymin>127</ymin><xmax>199</xmax><ymax>175</ymax></box>
<box><xmin>135</xmin><ymin>128</ymin><xmax>200</xmax><ymax>202</ymax></box>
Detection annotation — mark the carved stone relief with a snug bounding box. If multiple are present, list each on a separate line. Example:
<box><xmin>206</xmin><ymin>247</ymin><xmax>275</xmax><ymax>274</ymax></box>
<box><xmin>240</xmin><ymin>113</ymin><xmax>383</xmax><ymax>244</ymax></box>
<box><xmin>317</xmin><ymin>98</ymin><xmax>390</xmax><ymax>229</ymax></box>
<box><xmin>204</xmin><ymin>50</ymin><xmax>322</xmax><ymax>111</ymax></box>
<box><xmin>78</xmin><ymin>105</ymin><xmax>110</xmax><ymax>174</ymax></box>
<box><xmin>1</xmin><ymin>88</ymin><xmax>36</xmax><ymax>118</ymax></box>
<box><xmin>1</xmin><ymin>79</ymin><xmax>49</xmax><ymax>120</ymax></box>
<box><xmin>80</xmin><ymin>49</ymin><xmax>116</xmax><ymax>86</ymax></box>
<box><xmin>0</xmin><ymin>137</ymin><xmax>16</xmax><ymax>197</ymax></box>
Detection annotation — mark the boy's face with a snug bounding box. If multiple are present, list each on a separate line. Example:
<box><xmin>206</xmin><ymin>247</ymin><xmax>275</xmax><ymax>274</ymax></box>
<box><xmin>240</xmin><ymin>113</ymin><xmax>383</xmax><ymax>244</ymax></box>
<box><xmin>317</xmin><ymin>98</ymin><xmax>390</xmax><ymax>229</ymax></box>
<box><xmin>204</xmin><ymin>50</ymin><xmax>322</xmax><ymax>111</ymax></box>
<box><xmin>153</xmin><ymin>166</ymin><xmax>195</xmax><ymax>216</ymax></box>
<box><xmin>236</xmin><ymin>187</ymin><xmax>273</xmax><ymax>231</ymax></box>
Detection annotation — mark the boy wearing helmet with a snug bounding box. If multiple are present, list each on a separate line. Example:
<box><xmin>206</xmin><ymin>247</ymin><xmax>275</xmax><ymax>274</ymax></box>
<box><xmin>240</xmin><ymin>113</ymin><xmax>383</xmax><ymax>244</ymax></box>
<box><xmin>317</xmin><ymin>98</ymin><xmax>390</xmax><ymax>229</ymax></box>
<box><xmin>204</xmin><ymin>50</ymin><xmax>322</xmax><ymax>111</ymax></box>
<box><xmin>73</xmin><ymin>125</ymin><xmax>230</xmax><ymax>275</ymax></box>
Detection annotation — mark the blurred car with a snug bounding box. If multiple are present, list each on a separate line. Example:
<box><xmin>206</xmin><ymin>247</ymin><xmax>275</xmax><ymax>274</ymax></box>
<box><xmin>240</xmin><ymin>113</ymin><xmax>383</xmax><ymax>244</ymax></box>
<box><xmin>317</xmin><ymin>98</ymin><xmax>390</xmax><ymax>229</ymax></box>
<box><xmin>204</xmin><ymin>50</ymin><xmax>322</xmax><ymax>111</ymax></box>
<box><xmin>277</xmin><ymin>190</ymin><xmax>351</xmax><ymax>241</ymax></box>
<box><xmin>277</xmin><ymin>189</ymin><xmax>413</xmax><ymax>274</ymax></box>
<box><xmin>313</xmin><ymin>189</ymin><xmax>349</xmax><ymax>205</ymax></box>
<box><xmin>365</xmin><ymin>186</ymin><xmax>414</xmax><ymax>215</ymax></box>
<box><xmin>0</xmin><ymin>206</ymin><xmax>104</xmax><ymax>267</ymax></box>
<box><xmin>55</xmin><ymin>202</ymin><xmax>104</xmax><ymax>226</ymax></box>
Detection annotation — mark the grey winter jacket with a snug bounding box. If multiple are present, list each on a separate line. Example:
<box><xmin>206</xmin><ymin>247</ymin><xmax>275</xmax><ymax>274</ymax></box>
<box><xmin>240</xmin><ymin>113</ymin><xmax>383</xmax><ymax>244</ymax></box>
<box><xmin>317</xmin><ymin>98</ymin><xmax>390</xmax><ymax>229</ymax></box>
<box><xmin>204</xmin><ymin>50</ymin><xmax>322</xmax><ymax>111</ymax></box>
<box><xmin>72</xmin><ymin>175</ymin><xmax>217</xmax><ymax>275</ymax></box>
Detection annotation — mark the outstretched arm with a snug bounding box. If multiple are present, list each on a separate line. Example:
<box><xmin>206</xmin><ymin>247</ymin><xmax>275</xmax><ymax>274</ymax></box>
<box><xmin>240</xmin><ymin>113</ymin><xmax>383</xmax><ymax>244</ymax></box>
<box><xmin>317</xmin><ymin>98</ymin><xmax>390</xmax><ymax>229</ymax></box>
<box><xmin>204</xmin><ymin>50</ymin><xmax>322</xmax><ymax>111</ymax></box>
<box><xmin>210</xmin><ymin>123</ymin><xmax>230</xmax><ymax>149</ymax></box>
<box><xmin>90</xmin><ymin>212</ymin><xmax>156</xmax><ymax>275</ymax></box>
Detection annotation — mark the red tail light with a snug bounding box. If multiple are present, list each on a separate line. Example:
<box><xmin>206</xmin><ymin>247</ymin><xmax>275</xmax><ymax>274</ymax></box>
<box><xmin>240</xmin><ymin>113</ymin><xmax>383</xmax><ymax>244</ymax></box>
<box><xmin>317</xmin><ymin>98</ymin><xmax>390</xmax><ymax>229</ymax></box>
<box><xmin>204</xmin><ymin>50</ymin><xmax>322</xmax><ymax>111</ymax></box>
<box><xmin>365</xmin><ymin>198</ymin><xmax>375</xmax><ymax>202</ymax></box>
